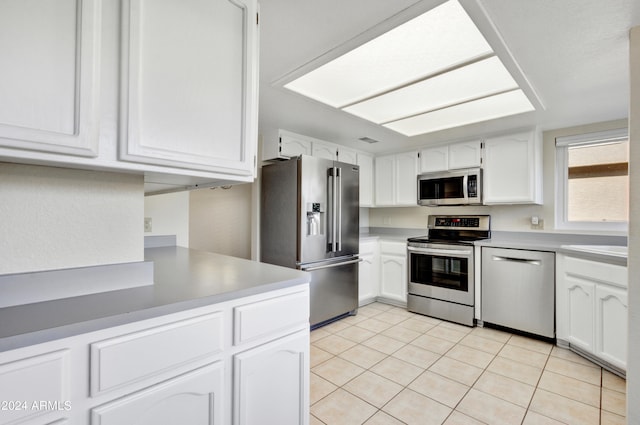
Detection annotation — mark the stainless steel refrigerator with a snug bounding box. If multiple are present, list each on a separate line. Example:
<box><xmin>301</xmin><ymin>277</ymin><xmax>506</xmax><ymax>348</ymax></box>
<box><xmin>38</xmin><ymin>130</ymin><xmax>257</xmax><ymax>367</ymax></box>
<box><xmin>260</xmin><ymin>155</ymin><xmax>360</xmax><ymax>328</ymax></box>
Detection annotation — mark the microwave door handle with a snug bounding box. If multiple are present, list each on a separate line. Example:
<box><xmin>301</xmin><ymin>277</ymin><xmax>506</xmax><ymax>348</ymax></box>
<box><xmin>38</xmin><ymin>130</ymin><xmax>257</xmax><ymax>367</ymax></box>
<box><xmin>463</xmin><ymin>174</ymin><xmax>469</xmax><ymax>203</ymax></box>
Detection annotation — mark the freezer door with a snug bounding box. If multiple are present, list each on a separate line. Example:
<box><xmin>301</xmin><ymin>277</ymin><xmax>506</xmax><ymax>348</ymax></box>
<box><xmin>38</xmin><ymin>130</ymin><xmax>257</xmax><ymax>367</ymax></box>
<box><xmin>300</xmin><ymin>257</ymin><xmax>359</xmax><ymax>327</ymax></box>
<box><xmin>299</xmin><ymin>156</ymin><xmax>359</xmax><ymax>264</ymax></box>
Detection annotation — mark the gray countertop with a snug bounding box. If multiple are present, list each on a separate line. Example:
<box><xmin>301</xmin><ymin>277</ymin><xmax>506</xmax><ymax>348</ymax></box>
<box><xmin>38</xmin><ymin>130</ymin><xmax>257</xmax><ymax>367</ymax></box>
<box><xmin>360</xmin><ymin>228</ymin><xmax>628</xmax><ymax>266</ymax></box>
<box><xmin>0</xmin><ymin>247</ymin><xmax>310</xmax><ymax>352</ymax></box>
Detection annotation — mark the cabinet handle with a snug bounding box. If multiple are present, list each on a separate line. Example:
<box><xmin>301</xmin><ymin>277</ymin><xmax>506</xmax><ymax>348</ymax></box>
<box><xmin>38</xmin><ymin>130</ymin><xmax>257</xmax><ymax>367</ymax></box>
<box><xmin>492</xmin><ymin>256</ymin><xmax>541</xmax><ymax>266</ymax></box>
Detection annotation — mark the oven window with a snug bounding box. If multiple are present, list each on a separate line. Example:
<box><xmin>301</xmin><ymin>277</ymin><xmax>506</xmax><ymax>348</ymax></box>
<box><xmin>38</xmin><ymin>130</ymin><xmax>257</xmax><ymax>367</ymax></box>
<box><xmin>410</xmin><ymin>253</ymin><xmax>468</xmax><ymax>291</ymax></box>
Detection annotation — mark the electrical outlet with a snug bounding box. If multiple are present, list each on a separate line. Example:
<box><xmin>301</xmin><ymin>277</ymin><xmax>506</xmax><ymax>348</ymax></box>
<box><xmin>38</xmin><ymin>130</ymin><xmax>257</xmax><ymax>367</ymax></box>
<box><xmin>530</xmin><ymin>217</ymin><xmax>544</xmax><ymax>230</ymax></box>
<box><xmin>144</xmin><ymin>217</ymin><xmax>152</xmax><ymax>232</ymax></box>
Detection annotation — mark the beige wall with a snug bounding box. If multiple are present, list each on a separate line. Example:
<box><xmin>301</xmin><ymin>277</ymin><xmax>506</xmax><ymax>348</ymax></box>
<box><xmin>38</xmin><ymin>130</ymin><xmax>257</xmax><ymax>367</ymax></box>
<box><xmin>0</xmin><ymin>163</ymin><xmax>144</xmax><ymax>275</ymax></box>
<box><xmin>144</xmin><ymin>191</ymin><xmax>190</xmax><ymax>247</ymax></box>
<box><xmin>189</xmin><ymin>184</ymin><xmax>252</xmax><ymax>259</ymax></box>
<box><xmin>627</xmin><ymin>25</ymin><xmax>639</xmax><ymax>423</ymax></box>
<box><xmin>369</xmin><ymin>118</ymin><xmax>628</xmax><ymax>234</ymax></box>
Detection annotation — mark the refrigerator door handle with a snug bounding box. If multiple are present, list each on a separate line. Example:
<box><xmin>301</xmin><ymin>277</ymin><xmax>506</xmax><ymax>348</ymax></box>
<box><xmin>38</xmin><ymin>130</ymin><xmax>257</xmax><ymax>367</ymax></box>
<box><xmin>300</xmin><ymin>258</ymin><xmax>362</xmax><ymax>271</ymax></box>
<box><xmin>336</xmin><ymin>167</ymin><xmax>342</xmax><ymax>252</ymax></box>
<box><xmin>330</xmin><ymin>167</ymin><xmax>338</xmax><ymax>252</ymax></box>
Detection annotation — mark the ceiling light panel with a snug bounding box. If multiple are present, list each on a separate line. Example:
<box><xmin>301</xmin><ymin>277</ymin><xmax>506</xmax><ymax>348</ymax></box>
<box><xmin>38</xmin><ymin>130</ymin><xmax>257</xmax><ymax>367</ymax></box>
<box><xmin>343</xmin><ymin>56</ymin><xmax>518</xmax><ymax>124</ymax></box>
<box><xmin>284</xmin><ymin>0</ymin><xmax>493</xmax><ymax>108</ymax></box>
<box><xmin>384</xmin><ymin>90</ymin><xmax>535</xmax><ymax>136</ymax></box>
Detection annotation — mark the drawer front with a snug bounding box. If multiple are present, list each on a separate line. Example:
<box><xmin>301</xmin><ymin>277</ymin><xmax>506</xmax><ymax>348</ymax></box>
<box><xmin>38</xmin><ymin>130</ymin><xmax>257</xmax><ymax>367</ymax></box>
<box><xmin>379</xmin><ymin>240</ymin><xmax>406</xmax><ymax>255</ymax></box>
<box><xmin>564</xmin><ymin>256</ymin><xmax>627</xmax><ymax>288</ymax></box>
<box><xmin>234</xmin><ymin>290</ymin><xmax>309</xmax><ymax>345</ymax></box>
<box><xmin>91</xmin><ymin>312</ymin><xmax>223</xmax><ymax>396</ymax></box>
<box><xmin>0</xmin><ymin>350</ymin><xmax>70</xmax><ymax>425</ymax></box>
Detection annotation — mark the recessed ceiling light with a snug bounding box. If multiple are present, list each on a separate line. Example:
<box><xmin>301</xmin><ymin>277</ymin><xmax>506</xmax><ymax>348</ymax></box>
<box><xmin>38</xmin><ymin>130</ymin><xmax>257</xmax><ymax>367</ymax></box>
<box><xmin>282</xmin><ymin>0</ymin><xmax>537</xmax><ymax>137</ymax></box>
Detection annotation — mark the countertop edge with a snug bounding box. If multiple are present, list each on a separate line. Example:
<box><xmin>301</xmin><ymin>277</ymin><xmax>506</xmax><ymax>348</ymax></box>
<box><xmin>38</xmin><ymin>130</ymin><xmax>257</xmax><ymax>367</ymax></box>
<box><xmin>0</xmin><ymin>248</ymin><xmax>311</xmax><ymax>353</ymax></box>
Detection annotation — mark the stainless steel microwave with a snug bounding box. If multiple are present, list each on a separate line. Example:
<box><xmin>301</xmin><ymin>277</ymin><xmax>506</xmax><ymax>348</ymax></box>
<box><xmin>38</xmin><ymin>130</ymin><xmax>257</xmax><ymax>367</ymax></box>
<box><xmin>417</xmin><ymin>168</ymin><xmax>482</xmax><ymax>206</ymax></box>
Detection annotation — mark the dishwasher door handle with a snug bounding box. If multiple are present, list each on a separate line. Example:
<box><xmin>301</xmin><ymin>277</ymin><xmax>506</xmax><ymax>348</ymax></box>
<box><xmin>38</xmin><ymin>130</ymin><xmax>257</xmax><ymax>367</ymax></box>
<box><xmin>492</xmin><ymin>255</ymin><xmax>541</xmax><ymax>266</ymax></box>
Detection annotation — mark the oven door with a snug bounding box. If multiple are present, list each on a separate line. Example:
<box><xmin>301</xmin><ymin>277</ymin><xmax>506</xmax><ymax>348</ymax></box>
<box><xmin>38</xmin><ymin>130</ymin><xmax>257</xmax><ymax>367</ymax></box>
<box><xmin>407</xmin><ymin>244</ymin><xmax>474</xmax><ymax>306</ymax></box>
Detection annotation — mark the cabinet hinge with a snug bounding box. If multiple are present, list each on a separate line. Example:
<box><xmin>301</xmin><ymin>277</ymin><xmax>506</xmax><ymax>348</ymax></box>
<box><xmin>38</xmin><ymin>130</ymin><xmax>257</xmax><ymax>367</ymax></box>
<box><xmin>417</xmin><ymin>152</ymin><xmax>420</xmax><ymax>158</ymax></box>
<box><xmin>256</xmin><ymin>13</ymin><xmax>259</xmax><ymax>25</ymax></box>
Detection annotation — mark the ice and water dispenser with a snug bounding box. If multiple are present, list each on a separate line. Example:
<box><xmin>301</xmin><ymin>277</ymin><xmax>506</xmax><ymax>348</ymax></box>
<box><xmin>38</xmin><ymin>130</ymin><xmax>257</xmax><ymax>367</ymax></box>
<box><xmin>307</xmin><ymin>203</ymin><xmax>324</xmax><ymax>236</ymax></box>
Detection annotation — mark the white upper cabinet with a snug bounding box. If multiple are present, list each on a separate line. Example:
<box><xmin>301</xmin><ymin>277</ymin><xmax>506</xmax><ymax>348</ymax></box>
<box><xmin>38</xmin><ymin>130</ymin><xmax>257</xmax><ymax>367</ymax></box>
<box><xmin>483</xmin><ymin>129</ymin><xmax>542</xmax><ymax>204</ymax></box>
<box><xmin>337</xmin><ymin>146</ymin><xmax>358</xmax><ymax>165</ymax></box>
<box><xmin>448</xmin><ymin>140</ymin><xmax>482</xmax><ymax>169</ymax></box>
<box><xmin>262</xmin><ymin>129</ymin><xmax>359</xmax><ymax>165</ymax></box>
<box><xmin>374</xmin><ymin>155</ymin><xmax>395</xmax><ymax>206</ymax></box>
<box><xmin>278</xmin><ymin>131</ymin><xmax>312</xmax><ymax>158</ymax></box>
<box><xmin>375</xmin><ymin>152</ymin><xmax>418</xmax><ymax>207</ymax></box>
<box><xmin>419</xmin><ymin>140</ymin><xmax>481</xmax><ymax>173</ymax></box>
<box><xmin>357</xmin><ymin>152</ymin><xmax>374</xmax><ymax>207</ymax></box>
<box><xmin>396</xmin><ymin>151</ymin><xmax>419</xmax><ymax>205</ymax></box>
<box><xmin>0</xmin><ymin>0</ymin><xmax>101</xmax><ymax>157</ymax></box>
<box><xmin>311</xmin><ymin>141</ymin><xmax>337</xmax><ymax>161</ymax></box>
<box><xmin>119</xmin><ymin>0</ymin><xmax>259</xmax><ymax>176</ymax></box>
<box><xmin>419</xmin><ymin>146</ymin><xmax>448</xmax><ymax>173</ymax></box>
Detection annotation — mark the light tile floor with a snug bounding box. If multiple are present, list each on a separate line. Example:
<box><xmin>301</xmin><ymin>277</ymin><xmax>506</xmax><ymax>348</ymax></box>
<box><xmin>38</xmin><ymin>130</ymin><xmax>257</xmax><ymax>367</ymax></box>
<box><xmin>310</xmin><ymin>302</ymin><xmax>627</xmax><ymax>425</ymax></box>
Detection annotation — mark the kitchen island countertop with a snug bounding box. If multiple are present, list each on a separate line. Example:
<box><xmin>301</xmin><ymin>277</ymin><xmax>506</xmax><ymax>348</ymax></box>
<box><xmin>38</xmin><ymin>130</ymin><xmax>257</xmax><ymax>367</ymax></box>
<box><xmin>0</xmin><ymin>247</ymin><xmax>310</xmax><ymax>352</ymax></box>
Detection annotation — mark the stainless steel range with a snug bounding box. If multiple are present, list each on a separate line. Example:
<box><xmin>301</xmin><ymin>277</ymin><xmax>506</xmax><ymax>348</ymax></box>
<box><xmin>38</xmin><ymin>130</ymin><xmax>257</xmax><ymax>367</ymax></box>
<box><xmin>407</xmin><ymin>215</ymin><xmax>490</xmax><ymax>326</ymax></box>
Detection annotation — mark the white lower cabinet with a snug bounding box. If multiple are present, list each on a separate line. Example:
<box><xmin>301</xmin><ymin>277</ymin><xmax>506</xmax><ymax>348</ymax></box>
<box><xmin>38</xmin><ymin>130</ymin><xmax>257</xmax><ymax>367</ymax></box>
<box><xmin>379</xmin><ymin>241</ymin><xmax>407</xmax><ymax>305</ymax></box>
<box><xmin>563</xmin><ymin>275</ymin><xmax>595</xmax><ymax>352</ymax></box>
<box><xmin>0</xmin><ymin>285</ymin><xmax>310</xmax><ymax>425</ymax></box>
<box><xmin>595</xmin><ymin>284</ymin><xmax>627</xmax><ymax>368</ymax></box>
<box><xmin>91</xmin><ymin>362</ymin><xmax>224</xmax><ymax>425</ymax></box>
<box><xmin>233</xmin><ymin>330</ymin><xmax>309</xmax><ymax>425</ymax></box>
<box><xmin>557</xmin><ymin>254</ymin><xmax>627</xmax><ymax>372</ymax></box>
<box><xmin>358</xmin><ymin>239</ymin><xmax>379</xmax><ymax>304</ymax></box>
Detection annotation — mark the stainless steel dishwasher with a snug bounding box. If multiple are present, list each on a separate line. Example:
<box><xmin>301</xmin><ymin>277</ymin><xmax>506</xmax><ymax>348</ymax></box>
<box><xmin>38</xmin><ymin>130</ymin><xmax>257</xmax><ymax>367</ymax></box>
<box><xmin>481</xmin><ymin>247</ymin><xmax>555</xmax><ymax>338</ymax></box>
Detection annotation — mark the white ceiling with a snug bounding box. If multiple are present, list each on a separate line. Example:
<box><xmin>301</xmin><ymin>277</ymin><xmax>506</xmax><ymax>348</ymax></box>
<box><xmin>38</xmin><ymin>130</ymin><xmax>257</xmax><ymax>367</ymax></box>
<box><xmin>258</xmin><ymin>0</ymin><xmax>640</xmax><ymax>154</ymax></box>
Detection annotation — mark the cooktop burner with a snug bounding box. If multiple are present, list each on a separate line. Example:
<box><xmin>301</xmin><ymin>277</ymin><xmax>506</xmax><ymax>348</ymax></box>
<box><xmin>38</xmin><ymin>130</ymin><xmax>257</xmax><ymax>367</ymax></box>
<box><xmin>409</xmin><ymin>215</ymin><xmax>491</xmax><ymax>244</ymax></box>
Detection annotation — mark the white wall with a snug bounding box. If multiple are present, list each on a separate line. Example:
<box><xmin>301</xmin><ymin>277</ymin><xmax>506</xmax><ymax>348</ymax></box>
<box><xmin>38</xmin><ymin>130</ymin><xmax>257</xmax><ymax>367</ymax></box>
<box><xmin>369</xmin><ymin>119</ymin><xmax>628</xmax><ymax>234</ymax></box>
<box><xmin>627</xmin><ymin>24</ymin><xmax>639</xmax><ymax>424</ymax></box>
<box><xmin>143</xmin><ymin>191</ymin><xmax>190</xmax><ymax>247</ymax></box>
<box><xmin>0</xmin><ymin>163</ymin><xmax>143</xmax><ymax>275</ymax></box>
<box><xmin>189</xmin><ymin>184</ymin><xmax>252</xmax><ymax>259</ymax></box>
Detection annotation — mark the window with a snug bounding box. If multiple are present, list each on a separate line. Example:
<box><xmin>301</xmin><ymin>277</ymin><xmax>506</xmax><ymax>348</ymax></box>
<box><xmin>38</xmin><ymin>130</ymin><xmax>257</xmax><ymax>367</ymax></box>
<box><xmin>556</xmin><ymin>128</ymin><xmax>629</xmax><ymax>231</ymax></box>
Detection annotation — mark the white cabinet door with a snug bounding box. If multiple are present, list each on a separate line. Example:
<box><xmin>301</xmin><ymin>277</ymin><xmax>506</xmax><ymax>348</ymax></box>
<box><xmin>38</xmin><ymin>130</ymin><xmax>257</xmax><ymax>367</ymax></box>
<box><xmin>280</xmin><ymin>133</ymin><xmax>312</xmax><ymax>158</ymax></box>
<box><xmin>0</xmin><ymin>0</ymin><xmax>100</xmax><ymax>157</ymax></box>
<box><xmin>375</xmin><ymin>152</ymin><xmax>418</xmax><ymax>206</ymax></box>
<box><xmin>91</xmin><ymin>362</ymin><xmax>224</xmax><ymax>425</ymax></box>
<box><xmin>358</xmin><ymin>240</ymin><xmax>379</xmax><ymax>304</ymax></box>
<box><xmin>595</xmin><ymin>285</ymin><xmax>628</xmax><ymax>369</ymax></box>
<box><xmin>395</xmin><ymin>151</ymin><xmax>419</xmax><ymax>206</ymax></box>
<box><xmin>448</xmin><ymin>140</ymin><xmax>482</xmax><ymax>169</ymax></box>
<box><xmin>233</xmin><ymin>330</ymin><xmax>309</xmax><ymax>425</ymax></box>
<box><xmin>119</xmin><ymin>0</ymin><xmax>259</xmax><ymax>176</ymax></box>
<box><xmin>564</xmin><ymin>276</ymin><xmax>595</xmax><ymax>353</ymax></box>
<box><xmin>483</xmin><ymin>130</ymin><xmax>542</xmax><ymax>204</ymax></box>
<box><xmin>357</xmin><ymin>153</ymin><xmax>374</xmax><ymax>207</ymax></box>
<box><xmin>380</xmin><ymin>255</ymin><xmax>406</xmax><ymax>304</ymax></box>
<box><xmin>311</xmin><ymin>142</ymin><xmax>337</xmax><ymax>161</ymax></box>
<box><xmin>379</xmin><ymin>241</ymin><xmax>407</xmax><ymax>304</ymax></box>
<box><xmin>420</xmin><ymin>146</ymin><xmax>448</xmax><ymax>173</ymax></box>
<box><xmin>374</xmin><ymin>155</ymin><xmax>395</xmax><ymax>206</ymax></box>
<box><xmin>337</xmin><ymin>146</ymin><xmax>358</xmax><ymax>165</ymax></box>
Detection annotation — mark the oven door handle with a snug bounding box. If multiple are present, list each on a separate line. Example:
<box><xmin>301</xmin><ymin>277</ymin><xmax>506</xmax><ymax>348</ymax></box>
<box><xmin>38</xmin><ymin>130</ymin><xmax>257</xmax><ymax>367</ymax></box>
<box><xmin>407</xmin><ymin>246</ymin><xmax>472</xmax><ymax>256</ymax></box>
